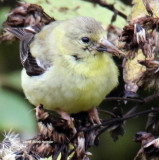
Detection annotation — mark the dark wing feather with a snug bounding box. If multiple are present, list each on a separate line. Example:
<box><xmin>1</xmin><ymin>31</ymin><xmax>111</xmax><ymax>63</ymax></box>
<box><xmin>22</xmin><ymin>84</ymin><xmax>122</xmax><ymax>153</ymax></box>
<box><xmin>6</xmin><ymin>27</ymin><xmax>45</xmax><ymax>76</ymax></box>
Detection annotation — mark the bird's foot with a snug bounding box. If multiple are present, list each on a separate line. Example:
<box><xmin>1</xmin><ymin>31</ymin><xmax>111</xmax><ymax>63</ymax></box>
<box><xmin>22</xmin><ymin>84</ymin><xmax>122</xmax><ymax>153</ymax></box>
<box><xmin>56</xmin><ymin>110</ymin><xmax>77</xmax><ymax>134</ymax></box>
<box><xmin>88</xmin><ymin>108</ymin><xmax>101</xmax><ymax>125</ymax></box>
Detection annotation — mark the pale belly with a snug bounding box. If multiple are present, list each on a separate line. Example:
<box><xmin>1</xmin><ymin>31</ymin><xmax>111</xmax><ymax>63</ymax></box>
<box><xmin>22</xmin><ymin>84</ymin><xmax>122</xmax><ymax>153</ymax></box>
<box><xmin>21</xmin><ymin>59</ymin><xmax>118</xmax><ymax>113</ymax></box>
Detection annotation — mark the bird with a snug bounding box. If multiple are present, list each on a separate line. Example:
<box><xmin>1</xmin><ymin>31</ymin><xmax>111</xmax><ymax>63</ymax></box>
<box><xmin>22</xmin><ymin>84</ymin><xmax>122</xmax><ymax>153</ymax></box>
<box><xmin>6</xmin><ymin>16</ymin><xmax>122</xmax><ymax>129</ymax></box>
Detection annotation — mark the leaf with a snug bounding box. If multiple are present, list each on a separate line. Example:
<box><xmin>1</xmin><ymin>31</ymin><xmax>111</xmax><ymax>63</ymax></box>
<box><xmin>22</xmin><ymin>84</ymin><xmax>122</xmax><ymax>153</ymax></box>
<box><xmin>0</xmin><ymin>71</ymin><xmax>22</xmax><ymax>91</ymax></box>
<box><xmin>0</xmin><ymin>7</ymin><xmax>10</xmax><ymax>28</ymax></box>
<box><xmin>24</xmin><ymin>0</ymin><xmax>130</xmax><ymax>28</ymax></box>
<box><xmin>109</xmin><ymin>107</ymin><xmax>125</xmax><ymax>141</ymax></box>
<box><xmin>0</xmin><ymin>87</ymin><xmax>37</xmax><ymax>134</ymax></box>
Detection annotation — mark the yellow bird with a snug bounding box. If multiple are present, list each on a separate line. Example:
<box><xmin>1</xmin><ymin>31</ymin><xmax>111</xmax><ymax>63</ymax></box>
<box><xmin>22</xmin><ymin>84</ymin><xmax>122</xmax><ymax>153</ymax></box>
<box><xmin>7</xmin><ymin>16</ymin><xmax>120</xmax><ymax>126</ymax></box>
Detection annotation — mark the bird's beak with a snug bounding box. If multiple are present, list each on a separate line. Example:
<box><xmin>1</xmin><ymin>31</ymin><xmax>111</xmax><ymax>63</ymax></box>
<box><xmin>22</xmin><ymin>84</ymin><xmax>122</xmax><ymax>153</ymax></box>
<box><xmin>96</xmin><ymin>38</ymin><xmax>125</xmax><ymax>56</ymax></box>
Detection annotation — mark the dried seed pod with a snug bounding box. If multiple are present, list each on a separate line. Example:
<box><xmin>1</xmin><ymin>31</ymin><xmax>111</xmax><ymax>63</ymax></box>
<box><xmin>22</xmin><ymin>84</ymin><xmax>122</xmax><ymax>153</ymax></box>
<box><xmin>120</xmin><ymin>0</ymin><xmax>159</xmax><ymax>94</ymax></box>
<box><xmin>123</xmin><ymin>50</ymin><xmax>147</xmax><ymax>93</ymax></box>
<box><xmin>2</xmin><ymin>2</ymin><xmax>55</xmax><ymax>41</ymax></box>
<box><xmin>134</xmin><ymin>132</ymin><xmax>159</xmax><ymax>160</ymax></box>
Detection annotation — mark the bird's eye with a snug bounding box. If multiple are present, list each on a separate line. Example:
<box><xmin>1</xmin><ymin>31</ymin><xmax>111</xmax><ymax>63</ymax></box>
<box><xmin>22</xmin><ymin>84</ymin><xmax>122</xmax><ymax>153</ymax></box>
<box><xmin>81</xmin><ymin>37</ymin><xmax>90</xmax><ymax>43</ymax></box>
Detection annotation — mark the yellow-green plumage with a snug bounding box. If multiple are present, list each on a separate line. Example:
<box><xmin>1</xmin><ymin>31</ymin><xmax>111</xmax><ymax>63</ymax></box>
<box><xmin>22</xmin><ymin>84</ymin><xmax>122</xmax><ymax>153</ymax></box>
<box><xmin>21</xmin><ymin>16</ymin><xmax>119</xmax><ymax>113</ymax></box>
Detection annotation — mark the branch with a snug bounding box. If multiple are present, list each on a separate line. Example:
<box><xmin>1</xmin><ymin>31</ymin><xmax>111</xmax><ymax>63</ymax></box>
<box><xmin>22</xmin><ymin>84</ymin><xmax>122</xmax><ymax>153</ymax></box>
<box><xmin>85</xmin><ymin>94</ymin><xmax>159</xmax><ymax>133</ymax></box>
<box><xmin>104</xmin><ymin>97</ymin><xmax>144</xmax><ymax>103</ymax></box>
<box><xmin>84</xmin><ymin>0</ymin><xmax>127</xmax><ymax>19</ymax></box>
<box><xmin>99</xmin><ymin>108</ymin><xmax>159</xmax><ymax>140</ymax></box>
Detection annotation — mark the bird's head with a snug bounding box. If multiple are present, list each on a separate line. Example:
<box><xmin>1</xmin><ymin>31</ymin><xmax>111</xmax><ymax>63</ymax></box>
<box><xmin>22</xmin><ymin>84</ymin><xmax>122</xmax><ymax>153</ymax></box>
<box><xmin>55</xmin><ymin>16</ymin><xmax>123</xmax><ymax>59</ymax></box>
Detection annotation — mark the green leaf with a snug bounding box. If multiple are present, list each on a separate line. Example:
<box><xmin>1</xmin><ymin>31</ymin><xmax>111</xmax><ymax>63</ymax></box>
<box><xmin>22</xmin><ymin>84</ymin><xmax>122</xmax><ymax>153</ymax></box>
<box><xmin>24</xmin><ymin>0</ymin><xmax>130</xmax><ymax>28</ymax></box>
<box><xmin>0</xmin><ymin>70</ymin><xmax>22</xmax><ymax>91</ymax></box>
<box><xmin>0</xmin><ymin>88</ymin><xmax>37</xmax><ymax>135</ymax></box>
<box><xmin>0</xmin><ymin>7</ymin><xmax>10</xmax><ymax>28</ymax></box>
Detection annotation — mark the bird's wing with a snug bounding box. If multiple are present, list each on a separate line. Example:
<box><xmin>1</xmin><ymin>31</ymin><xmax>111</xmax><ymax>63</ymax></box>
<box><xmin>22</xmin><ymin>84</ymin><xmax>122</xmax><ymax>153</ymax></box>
<box><xmin>6</xmin><ymin>27</ymin><xmax>45</xmax><ymax>76</ymax></box>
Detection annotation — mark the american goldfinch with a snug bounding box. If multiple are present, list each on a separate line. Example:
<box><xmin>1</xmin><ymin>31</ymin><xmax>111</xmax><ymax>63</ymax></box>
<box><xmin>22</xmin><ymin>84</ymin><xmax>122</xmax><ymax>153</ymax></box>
<box><xmin>6</xmin><ymin>16</ymin><xmax>121</xmax><ymax>126</ymax></box>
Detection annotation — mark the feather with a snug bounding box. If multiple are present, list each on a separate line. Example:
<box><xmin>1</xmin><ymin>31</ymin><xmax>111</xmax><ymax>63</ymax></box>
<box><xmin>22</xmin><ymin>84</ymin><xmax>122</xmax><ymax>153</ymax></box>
<box><xmin>6</xmin><ymin>27</ymin><xmax>45</xmax><ymax>76</ymax></box>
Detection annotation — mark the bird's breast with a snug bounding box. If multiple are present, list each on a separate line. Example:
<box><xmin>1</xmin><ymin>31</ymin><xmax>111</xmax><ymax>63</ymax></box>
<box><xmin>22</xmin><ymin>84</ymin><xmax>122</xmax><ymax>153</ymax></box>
<box><xmin>21</xmin><ymin>54</ymin><xmax>118</xmax><ymax>113</ymax></box>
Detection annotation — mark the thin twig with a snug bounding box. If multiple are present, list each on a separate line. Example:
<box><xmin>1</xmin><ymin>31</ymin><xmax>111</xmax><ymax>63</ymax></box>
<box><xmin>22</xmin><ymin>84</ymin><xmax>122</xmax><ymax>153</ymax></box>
<box><xmin>104</xmin><ymin>97</ymin><xmax>144</xmax><ymax>103</ymax></box>
<box><xmin>98</xmin><ymin>107</ymin><xmax>159</xmax><ymax>134</ymax></box>
<box><xmin>84</xmin><ymin>94</ymin><xmax>159</xmax><ymax>133</ymax></box>
<box><xmin>98</xmin><ymin>109</ymin><xmax>116</xmax><ymax>117</ymax></box>
<box><xmin>84</xmin><ymin>0</ymin><xmax>127</xmax><ymax>19</ymax></box>
<box><xmin>142</xmin><ymin>94</ymin><xmax>159</xmax><ymax>104</ymax></box>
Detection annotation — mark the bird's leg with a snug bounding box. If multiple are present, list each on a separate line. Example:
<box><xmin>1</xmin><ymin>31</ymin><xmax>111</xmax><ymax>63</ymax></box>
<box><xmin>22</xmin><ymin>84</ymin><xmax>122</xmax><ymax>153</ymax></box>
<box><xmin>88</xmin><ymin>107</ymin><xmax>101</xmax><ymax>125</ymax></box>
<box><xmin>56</xmin><ymin>110</ymin><xmax>77</xmax><ymax>134</ymax></box>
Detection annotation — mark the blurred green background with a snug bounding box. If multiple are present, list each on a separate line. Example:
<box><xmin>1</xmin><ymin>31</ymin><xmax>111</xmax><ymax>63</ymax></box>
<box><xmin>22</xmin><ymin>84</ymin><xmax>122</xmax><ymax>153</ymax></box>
<box><xmin>0</xmin><ymin>0</ymin><xmax>147</xmax><ymax>159</ymax></box>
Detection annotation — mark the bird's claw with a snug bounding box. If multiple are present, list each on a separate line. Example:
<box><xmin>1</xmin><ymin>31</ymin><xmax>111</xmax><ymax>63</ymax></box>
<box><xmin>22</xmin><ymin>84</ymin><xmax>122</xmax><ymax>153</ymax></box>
<box><xmin>88</xmin><ymin>108</ymin><xmax>101</xmax><ymax>125</ymax></box>
<box><xmin>56</xmin><ymin>110</ymin><xmax>77</xmax><ymax>134</ymax></box>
